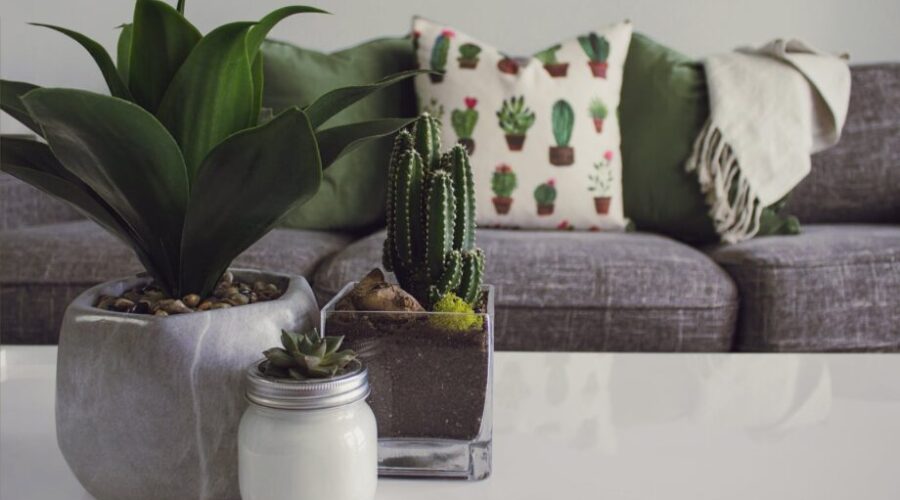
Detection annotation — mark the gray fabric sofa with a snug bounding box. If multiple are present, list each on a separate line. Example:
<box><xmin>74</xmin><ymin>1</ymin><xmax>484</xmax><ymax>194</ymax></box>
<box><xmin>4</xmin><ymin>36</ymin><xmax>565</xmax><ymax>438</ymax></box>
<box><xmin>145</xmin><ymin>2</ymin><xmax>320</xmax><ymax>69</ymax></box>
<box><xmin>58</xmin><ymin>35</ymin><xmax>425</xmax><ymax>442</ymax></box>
<box><xmin>2</xmin><ymin>63</ymin><xmax>898</xmax><ymax>351</ymax></box>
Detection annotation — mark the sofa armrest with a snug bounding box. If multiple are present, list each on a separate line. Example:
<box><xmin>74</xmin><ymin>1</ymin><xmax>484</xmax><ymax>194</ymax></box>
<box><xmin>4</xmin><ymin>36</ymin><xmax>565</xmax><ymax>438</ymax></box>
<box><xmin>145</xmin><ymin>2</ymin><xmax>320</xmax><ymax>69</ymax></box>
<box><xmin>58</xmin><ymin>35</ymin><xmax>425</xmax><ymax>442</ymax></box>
<box><xmin>0</xmin><ymin>173</ymin><xmax>84</xmax><ymax>230</ymax></box>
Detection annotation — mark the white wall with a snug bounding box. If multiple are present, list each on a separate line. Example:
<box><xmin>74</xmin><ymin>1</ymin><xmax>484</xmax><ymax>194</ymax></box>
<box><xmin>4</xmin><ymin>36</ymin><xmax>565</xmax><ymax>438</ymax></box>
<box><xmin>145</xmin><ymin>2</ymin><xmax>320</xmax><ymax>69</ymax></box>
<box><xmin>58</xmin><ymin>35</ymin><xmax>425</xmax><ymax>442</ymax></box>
<box><xmin>2</xmin><ymin>0</ymin><xmax>897</xmax><ymax>133</ymax></box>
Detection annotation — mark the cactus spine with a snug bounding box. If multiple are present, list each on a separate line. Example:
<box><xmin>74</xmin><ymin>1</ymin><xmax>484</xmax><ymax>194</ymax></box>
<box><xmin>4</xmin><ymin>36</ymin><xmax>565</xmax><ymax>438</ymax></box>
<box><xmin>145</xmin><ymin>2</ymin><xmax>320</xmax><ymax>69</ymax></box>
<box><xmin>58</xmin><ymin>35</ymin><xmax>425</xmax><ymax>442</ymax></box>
<box><xmin>384</xmin><ymin>114</ymin><xmax>485</xmax><ymax>309</ymax></box>
<box><xmin>552</xmin><ymin>100</ymin><xmax>574</xmax><ymax>147</ymax></box>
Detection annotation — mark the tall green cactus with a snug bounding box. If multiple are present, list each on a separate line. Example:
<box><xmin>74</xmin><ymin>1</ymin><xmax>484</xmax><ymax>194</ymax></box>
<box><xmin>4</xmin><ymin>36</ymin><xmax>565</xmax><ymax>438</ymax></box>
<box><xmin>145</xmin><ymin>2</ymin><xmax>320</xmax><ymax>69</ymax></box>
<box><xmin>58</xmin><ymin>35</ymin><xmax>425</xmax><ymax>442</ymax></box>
<box><xmin>552</xmin><ymin>100</ymin><xmax>574</xmax><ymax>147</ymax></box>
<box><xmin>430</xmin><ymin>30</ymin><xmax>454</xmax><ymax>80</ymax></box>
<box><xmin>383</xmin><ymin>114</ymin><xmax>485</xmax><ymax>309</ymax></box>
<box><xmin>578</xmin><ymin>32</ymin><xmax>609</xmax><ymax>62</ymax></box>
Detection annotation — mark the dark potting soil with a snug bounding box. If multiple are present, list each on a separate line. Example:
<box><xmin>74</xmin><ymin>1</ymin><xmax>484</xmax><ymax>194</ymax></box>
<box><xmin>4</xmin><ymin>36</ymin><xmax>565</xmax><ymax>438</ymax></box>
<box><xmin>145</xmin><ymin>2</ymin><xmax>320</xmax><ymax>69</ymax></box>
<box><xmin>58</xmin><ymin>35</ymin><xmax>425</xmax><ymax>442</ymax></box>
<box><xmin>326</xmin><ymin>301</ymin><xmax>490</xmax><ymax>441</ymax></box>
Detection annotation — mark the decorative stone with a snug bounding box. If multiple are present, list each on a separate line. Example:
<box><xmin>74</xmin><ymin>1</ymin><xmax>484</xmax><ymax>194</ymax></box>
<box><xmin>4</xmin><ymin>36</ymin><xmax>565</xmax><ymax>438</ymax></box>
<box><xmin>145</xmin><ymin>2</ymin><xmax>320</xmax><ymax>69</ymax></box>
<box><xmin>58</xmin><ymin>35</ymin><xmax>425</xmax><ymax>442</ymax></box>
<box><xmin>56</xmin><ymin>269</ymin><xmax>318</xmax><ymax>500</ymax></box>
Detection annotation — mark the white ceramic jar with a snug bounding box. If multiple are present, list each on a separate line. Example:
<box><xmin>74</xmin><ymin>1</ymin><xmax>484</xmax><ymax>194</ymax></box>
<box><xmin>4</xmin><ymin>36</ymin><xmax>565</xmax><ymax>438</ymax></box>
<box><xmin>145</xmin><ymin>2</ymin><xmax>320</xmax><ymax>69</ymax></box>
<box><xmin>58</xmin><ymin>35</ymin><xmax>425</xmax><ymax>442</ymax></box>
<box><xmin>239</xmin><ymin>359</ymin><xmax>377</xmax><ymax>500</ymax></box>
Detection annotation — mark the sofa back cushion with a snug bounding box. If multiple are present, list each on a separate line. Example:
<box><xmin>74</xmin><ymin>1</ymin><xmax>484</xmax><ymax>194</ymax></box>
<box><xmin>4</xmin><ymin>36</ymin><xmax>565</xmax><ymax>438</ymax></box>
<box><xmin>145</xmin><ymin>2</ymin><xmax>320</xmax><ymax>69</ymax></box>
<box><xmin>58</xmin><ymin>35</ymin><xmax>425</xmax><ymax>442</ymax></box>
<box><xmin>785</xmin><ymin>63</ymin><xmax>900</xmax><ymax>223</ymax></box>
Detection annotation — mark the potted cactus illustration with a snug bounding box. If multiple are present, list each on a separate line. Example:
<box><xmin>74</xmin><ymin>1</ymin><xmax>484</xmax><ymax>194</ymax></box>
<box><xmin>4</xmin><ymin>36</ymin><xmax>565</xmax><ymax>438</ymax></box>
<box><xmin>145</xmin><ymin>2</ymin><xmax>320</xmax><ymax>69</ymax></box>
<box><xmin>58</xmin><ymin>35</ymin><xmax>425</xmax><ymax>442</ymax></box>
<box><xmin>534</xmin><ymin>44</ymin><xmax>568</xmax><ymax>77</ymax></box>
<box><xmin>578</xmin><ymin>32</ymin><xmax>610</xmax><ymax>78</ymax></box>
<box><xmin>588</xmin><ymin>150</ymin><xmax>615</xmax><ymax>214</ymax></box>
<box><xmin>497</xmin><ymin>53</ymin><xmax>520</xmax><ymax>74</ymax></box>
<box><xmin>589</xmin><ymin>98</ymin><xmax>608</xmax><ymax>133</ymax></box>
<box><xmin>420</xmin><ymin>97</ymin><xmax>445</xmax><ymax>121</ymax></box>
<box><xmin>430</xmin><ymin>29</ymin><xmax>455</xmax><ymax>83</ymax></box>
<box><xmin>549</xmin><ymin>100</ymin><xmax>575</xmax><ymax>166</ymax></box>
<box><xmin>556</xmin><ymin>220</ymin><xmax>575</xmax><ymax>230</ymax></box>
<box><xmin>497</xmin><ymin>96</ymin><xmax>534</xmax><ymax>151</ymax></box>
<box><xmin>491</xmin><ymin>164</ymin><xmax>517</xmax><ymax>215</ymax></box>
<box><xmin>452</xmin><ymin>97</ymin><xmax>479</xmax><ymax>154</ymax></box>
<box><xmin>497</xmin><ymin>96</ymin><xmax>535</xmax><ymax>151</ymax></box>
<box><xmin>458</xmin><ymin>43</ymin><xmax>482</xmax><ymax>69</ymax></box>
<box><xmin>534</xmin><ymin>179</ymin><xmax>557</xmax><ymax>216</ymax></box>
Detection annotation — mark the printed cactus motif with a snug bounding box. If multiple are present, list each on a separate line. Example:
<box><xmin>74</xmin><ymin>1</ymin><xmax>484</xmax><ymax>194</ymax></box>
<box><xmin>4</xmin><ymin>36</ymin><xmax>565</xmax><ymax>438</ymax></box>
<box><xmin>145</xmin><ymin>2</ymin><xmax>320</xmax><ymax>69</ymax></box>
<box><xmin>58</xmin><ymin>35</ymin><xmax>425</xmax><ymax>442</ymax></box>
<box><xmin>497</xmin><ymin>54</ymin><xmax>519</xmax><ymax>75</ymax></box>
<box><xmin>383</xmin><ymin>114</ymin><xmax>485</xmax><ymax>309</ymax></box>
<box><xmin>497</xmin><ymin>96</ymin><xmax>535</xmax><ymax>151</ymax></box>
<box><xmin>549</xmin><ymin>100</ymin><xmax>575</xmax><ymax>166</ymax></box>
<box><xmin>578</xmin><ymin>32</ymin><xmax>610</xmax><ymax>78</ymax></box>
<box><xmin>534</xmin><ymin>44</ymin><xmax>568</xmax><ymax>77</ymax></box>
<box><xmin>588</xmin><ymin>150</ymin><xmax>615</xmax><ymax>214</ymax></box>
<box><xmin>589</xmin><ymin>98</ymin><xmax>608</xmax><ymax>133</ymax></box>
<box><xmin>430</xmin><ymin>29</ymin><xmax>455</xmax><ymax>83</ymax></box>
<box><xmin>457</xmin><ymin>43</ymin><xmax>482</xmax><ymax>69</ymax></box>
<box><xmin>451</xmin><ymin>97</ymin><xmax>479</xmax><ymax>154</ymax></box>
<box><xmin>420</xmin><ymin>97</ymin><xmax>445</xmax><ymax>121</ymax></box>
<box><xmin>491</xmin><ymin>164</ymin><xmax>517</xmax><ymax>215</ymax></box>
<box><xmin>534</xmin><ymin>179</ymin><xmax>557</xmax><ymax>216</ymax></box>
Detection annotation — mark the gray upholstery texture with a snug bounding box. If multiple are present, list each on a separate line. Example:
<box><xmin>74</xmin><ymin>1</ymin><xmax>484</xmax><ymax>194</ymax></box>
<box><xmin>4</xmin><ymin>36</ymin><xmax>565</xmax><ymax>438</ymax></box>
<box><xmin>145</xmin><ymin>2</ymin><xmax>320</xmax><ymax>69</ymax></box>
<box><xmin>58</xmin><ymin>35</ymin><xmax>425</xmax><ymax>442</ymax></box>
<box><xmin>786</xmin><ymin>64</ymin><xmax>900</xmax><ymax>224</ymax></box>
<box><xmin>710</xmin><ymin>224</ymin><xmax>900</xmax><ymax>352</ymax></box>
<box><xmin>0</xmin><ymin>221</ymin><xmax>354</xmax><ymax>344</ymax></box>
<box><xmin>314</xmin><ymin>229</ymin><xmax>739</xmax><ymax>352</ymax></box>
<box><xmin>0</xmin><ymin>174</ymin><xmax>83</xmax><ymax>230</ymax></box>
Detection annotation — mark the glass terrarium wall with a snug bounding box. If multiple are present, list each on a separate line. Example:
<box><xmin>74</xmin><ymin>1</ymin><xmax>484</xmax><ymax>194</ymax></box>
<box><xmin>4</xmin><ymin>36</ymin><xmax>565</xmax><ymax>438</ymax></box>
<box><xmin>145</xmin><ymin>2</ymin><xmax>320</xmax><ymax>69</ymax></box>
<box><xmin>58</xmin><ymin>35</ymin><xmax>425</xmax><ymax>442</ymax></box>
<box><xmin>321</xmin><ymin>283</ymin><xmax>494</xmax><ymax>480</ymax></box>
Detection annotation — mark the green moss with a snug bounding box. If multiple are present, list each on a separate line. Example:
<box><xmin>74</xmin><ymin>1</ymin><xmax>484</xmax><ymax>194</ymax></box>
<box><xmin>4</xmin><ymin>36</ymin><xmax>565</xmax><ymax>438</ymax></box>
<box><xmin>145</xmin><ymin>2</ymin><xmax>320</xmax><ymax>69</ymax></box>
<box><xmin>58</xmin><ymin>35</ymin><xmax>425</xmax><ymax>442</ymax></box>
<box><xmin>429</xmin><ymin>293</ymin><xmax>483</xmax><ymax>331</ymax></box>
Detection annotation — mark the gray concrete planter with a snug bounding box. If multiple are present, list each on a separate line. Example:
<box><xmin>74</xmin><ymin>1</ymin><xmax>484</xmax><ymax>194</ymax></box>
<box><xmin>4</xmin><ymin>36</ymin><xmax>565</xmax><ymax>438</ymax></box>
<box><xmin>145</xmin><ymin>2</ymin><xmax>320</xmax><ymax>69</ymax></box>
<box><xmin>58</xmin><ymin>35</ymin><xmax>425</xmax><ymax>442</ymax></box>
<box><xmin>55</xmin><ymin>269</ymin><xmax>317</xmax><ymax>500</ymax></box>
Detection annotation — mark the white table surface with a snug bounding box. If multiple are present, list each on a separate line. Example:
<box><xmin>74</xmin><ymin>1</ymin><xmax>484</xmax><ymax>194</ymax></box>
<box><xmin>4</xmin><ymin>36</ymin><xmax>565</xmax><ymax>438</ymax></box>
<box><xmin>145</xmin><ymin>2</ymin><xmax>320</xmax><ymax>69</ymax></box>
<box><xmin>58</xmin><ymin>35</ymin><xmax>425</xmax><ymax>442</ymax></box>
<box><xmin>2</xmin><ymin>346</ymin><xmax>899</xmax><ymax>500</ymax></box>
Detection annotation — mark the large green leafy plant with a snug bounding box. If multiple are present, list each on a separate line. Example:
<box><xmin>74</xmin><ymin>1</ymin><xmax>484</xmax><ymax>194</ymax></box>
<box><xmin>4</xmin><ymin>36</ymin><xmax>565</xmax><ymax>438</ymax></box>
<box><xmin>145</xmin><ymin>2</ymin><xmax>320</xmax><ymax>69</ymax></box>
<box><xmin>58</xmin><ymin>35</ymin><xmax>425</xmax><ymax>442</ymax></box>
<box><xmin>0</xmin><ymin>0</ymin><xmax>419</xmax><ymax>297</ymax></box>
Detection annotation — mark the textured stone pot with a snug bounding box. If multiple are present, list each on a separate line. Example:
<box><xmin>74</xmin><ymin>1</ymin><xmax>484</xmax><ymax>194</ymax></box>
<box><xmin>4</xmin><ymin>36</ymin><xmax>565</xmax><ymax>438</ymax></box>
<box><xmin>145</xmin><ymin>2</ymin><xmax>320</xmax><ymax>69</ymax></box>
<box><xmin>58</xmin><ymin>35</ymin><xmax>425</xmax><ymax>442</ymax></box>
<box><xmin>55</xmin><ymin>269</ymin><xmax>318</xmax><ymax>500</ymax></box>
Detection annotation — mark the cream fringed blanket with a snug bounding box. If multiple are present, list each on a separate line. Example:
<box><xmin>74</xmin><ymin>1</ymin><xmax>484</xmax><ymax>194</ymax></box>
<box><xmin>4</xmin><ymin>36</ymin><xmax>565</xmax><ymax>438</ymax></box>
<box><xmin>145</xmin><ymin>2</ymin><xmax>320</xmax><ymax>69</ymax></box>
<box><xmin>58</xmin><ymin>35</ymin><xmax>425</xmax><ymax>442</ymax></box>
<box><xmin>686</xmin><ymin>39</ymin><xmax>851</xmax><ymax>243</ymax></box>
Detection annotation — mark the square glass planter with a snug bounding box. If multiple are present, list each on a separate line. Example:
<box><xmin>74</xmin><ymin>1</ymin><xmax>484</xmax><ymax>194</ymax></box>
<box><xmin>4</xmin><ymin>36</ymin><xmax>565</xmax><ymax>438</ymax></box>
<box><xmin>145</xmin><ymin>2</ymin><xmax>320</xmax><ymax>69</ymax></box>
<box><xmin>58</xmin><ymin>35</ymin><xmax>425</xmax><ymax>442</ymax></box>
<box><xmin>321</xmin><ymin>282</ymin><xmax>494</xmax><ymax>480</ymax></box>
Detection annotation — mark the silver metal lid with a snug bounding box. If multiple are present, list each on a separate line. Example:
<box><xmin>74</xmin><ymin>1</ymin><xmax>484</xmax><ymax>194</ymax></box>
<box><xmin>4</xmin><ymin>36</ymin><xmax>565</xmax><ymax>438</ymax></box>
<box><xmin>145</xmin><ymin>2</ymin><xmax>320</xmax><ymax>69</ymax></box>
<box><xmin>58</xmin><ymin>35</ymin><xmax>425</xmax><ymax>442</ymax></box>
<box><xmin>245</xmin><ymin>359</ymin><xmax>370</xmax><ymax>410</ymax></box>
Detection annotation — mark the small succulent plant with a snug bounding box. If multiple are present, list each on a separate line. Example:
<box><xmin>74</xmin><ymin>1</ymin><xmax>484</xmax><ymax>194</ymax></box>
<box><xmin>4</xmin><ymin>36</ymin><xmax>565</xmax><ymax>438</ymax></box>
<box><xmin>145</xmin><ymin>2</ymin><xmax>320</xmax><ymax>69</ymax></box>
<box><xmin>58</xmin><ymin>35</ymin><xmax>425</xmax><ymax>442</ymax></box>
<box><xmin>534</xmin><ymin>44</ymin><xmax>562</xmax><ymax>65</ymax></box>
<box><xmin>496</xmin><ymin>96</ymin><xmax>536</xmax><ymax>136</ymax></box>
<box><xmin>260</xmin><ymin>328</ymin><xmax>358</xmax><ymax>379</ymax></box>
<box><xmin>491</xmin><ymin>164</ymin><xmax>517</xmax><ymax>198</ymax></box>
<box><xmin>457</xmin><ymin>43</ymin><xmax>481</xmax><ymax>68</ymax></box>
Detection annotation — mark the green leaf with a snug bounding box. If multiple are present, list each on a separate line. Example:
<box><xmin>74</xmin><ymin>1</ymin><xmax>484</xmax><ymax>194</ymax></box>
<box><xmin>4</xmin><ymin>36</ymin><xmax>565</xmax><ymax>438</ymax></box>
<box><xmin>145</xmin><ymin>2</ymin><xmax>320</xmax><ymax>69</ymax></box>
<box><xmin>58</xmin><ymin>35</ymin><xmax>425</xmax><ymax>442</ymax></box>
<box><xmin>263</xmin><ymin>347</ymin><xmax>295</xmax><ymax>368</ymax></box>
<box><xmin>245</xmin><ymin>6</ymin><xmax>327</xmax><ymax>56</ymax></box>
<box><xmin>0</xmin><ymin>80</ymin><xmax>43</xmax><ymax>136</ymax></box>
<box><xmin>30</xmin><ymin>23</ymin><xmax>132</xmax><ymax>101</ymax></box>
<box><xmin>128</xmin><ymin>0</ymin><xmax>201</xmax><ymax>113</ymax></box>
<box><xmin>176</xmin><ymin>0</ymin><xmax>185</xmax><ymax>14</ymax></box>
<box><xmin>0</xmin><ymin>136</ymin><xmax>164</xmax><ymax>281</ymax></box>
<box><xmin>116</xmin><ymin>24</ymin><xmax>133</xmax><ymax>85</ymax></box>
<box><xmin>304</xmin><ymin>70</ymin><xmax>424</xmax><ymax>129</ymax></box>
<box><xmin>21</xmin><ymin>89</ymin><xmax>189</xmax><ymax>294</ymax></box>
<box><xmin>156</xmin><ymin>22</ymin><xmax>255</xmax><ymax>182</ymax></box>
<box><xmin>180</xmin><ymin>107</ymin><xmax>321</xmax><ymax>295</ymax></box>
<box><xmin>315</xmin><ymin>117</ymin><xmax>417</xmax><ymax>169</ymax></box>
<box><xmin>251</xmin><ymin>51</ymin><xmax>264</xmax><ymax>125</ymax></box>
<box><xmin>324</xmin><ymin>335</ymin><xmax>344</xmax><ymax>355</ymax></box>
<box><xmin>281</xmin><ymin>330</ymin><xmax>301</xmax><ymax>354</ymax></box>
<box><xmin>244</xmin><ymin>6</ymin><xmax>327</xmax><ymax>126</ymax></box>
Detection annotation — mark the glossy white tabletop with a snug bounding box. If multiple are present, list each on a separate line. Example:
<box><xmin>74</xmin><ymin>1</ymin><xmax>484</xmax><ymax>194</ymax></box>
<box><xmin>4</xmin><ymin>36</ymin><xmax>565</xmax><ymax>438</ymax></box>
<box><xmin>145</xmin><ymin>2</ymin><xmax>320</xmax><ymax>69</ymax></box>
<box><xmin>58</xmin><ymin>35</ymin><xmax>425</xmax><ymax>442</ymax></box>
<box><xmin>2</xmin><ymin>346</ymin><xmax>899</xmax><ymax>499</ymax></box>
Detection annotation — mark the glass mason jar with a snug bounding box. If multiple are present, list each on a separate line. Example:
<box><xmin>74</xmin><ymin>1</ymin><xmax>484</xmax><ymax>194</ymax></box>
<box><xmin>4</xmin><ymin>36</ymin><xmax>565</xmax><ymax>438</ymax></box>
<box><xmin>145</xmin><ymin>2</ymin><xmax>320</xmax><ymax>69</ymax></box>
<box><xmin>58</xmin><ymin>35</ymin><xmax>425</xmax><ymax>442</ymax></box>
<box><xmin>238</xmin><ymin>359</ymin><xmax>377</xmax><ymax>500</ymax></box>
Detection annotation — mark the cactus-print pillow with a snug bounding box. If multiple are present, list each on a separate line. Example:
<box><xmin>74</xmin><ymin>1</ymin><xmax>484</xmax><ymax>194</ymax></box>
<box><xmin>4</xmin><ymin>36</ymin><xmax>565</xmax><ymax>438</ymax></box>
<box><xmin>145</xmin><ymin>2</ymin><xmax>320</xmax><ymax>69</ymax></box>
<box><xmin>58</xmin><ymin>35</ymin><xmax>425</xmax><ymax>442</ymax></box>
<box><xmin>413</xmin><ymin>17</ymin><xmax>633</xmax><ymax>230</ymax></box>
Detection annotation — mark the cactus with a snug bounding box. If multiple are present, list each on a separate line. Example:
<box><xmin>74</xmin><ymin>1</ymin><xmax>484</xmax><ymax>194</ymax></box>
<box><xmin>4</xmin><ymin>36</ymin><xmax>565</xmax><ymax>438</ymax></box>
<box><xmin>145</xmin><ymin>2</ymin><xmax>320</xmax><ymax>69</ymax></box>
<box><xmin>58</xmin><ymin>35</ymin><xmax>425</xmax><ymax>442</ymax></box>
<box><xmin>384</xmin><ymin>114</ymin><xmax>485</xmax><ymax>309</ymax></box>
<box><xmin>534</xmin><ymin>180</ymin><xmax>557</xmax><ymax>206</ymax></box>
<box><xmin>458</xmin><ymin>43</ymin><xmax>481</xmax><ymax>68</ymax></box>
<box><xmin>534</xmin><ymin>44</ymin><xmax>562</xmax><ymax>65</ymax></box>
<box><xmin>451</xmin><ymin>97</ymin><xmax>479</xmax><ymax>139</ymax></box>
<box><xmin>496</xmin><ymin>96</ymin><xmax>536</xmax><ymax>135</ymax></box>
<box><xmin>589</xmin><ymin>98</ymin><xmax>608</xmax><ymax>119</ymax></box>
<box><xmin>578</xmin><ymin>33</ymin><xmax>609</xmax><ymax>62</ymax></box>
<box><xmin>491</xmin><ymin>165</ymin><xmax>517</xmax><ymax>198</ymax></box>
<box><xmin>430</xmin><ymin>30</ymin><xmax>454</xmax><ymax>82</ymax></box>
<box><xmin>551</xmin><ymin>100</ymin><xmax>574</xmax><ymax>147</ymax></box>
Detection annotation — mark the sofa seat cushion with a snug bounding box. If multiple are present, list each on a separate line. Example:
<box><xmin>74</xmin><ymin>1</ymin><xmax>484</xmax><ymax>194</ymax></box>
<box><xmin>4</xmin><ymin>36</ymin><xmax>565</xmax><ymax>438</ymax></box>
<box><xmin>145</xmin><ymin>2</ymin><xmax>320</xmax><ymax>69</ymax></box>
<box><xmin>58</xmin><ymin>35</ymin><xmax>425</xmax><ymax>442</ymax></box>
<box><xmin>709</xmin><ymin>225</ymin><xmax>900</xmax><ymax>351</ymax></box>
<box><xmin>314</xmin><ymin>229</ymin><xmax>739</xmax><ymax>351</ymax></box>
<box><xmin>0</xmin><ymin>221</ymin><xmax>353</xmax><ymax>344</ymax></box>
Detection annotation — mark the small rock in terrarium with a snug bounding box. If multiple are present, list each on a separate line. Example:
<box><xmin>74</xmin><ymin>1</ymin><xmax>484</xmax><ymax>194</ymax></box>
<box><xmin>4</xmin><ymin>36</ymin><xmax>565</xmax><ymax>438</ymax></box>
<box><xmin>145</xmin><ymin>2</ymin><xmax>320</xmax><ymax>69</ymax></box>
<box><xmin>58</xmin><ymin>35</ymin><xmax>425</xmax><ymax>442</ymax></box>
<box><xmin>94</xmin><ymin>271</ymin><xmax>284</xmax><ymax>315</ymax></box>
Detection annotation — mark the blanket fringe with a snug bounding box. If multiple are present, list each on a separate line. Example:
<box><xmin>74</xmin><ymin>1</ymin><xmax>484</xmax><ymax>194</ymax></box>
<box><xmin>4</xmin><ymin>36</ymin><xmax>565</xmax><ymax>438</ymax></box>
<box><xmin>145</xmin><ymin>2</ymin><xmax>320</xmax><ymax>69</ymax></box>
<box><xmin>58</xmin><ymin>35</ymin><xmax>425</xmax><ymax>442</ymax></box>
<box><xmin>686</xmin><ymin>121</ymin><xmax>762</xmax><ymax>244</ymax></box>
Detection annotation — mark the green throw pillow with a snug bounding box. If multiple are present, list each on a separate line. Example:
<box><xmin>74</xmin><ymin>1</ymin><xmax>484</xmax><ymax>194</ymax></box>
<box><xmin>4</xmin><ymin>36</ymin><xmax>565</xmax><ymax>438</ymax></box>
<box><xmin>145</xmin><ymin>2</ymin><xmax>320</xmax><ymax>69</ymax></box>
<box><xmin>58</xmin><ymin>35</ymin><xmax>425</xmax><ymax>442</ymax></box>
<box><xmin>262</xmin><ymin>37</ymin><xmax>416</xmax><ymax>231</ymax></box>
<box><xmin>620</xmin><ymin>33</ymin><xmax>798</xmax><ymax>244</ymax></box>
